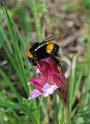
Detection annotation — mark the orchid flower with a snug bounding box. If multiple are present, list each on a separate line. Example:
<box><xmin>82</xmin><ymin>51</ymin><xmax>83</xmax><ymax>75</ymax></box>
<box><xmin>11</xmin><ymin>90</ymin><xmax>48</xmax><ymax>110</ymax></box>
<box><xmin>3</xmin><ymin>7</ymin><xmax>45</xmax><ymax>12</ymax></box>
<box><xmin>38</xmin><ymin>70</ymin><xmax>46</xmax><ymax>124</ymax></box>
<box><xmin>29</xmin><ymin>57</ymin><xmax>68</xmax><ymax>104</ymax></box>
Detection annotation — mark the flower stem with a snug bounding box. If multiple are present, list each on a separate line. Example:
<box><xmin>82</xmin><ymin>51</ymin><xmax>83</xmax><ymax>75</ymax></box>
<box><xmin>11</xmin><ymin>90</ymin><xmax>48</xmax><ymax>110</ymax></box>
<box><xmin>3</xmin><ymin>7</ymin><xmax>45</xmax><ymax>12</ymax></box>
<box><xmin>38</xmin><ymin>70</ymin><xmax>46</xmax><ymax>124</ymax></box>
<box><xmin>64</xmin><ymin>104</ymin><xmax>71</xmax><ymax>124</ymax></box>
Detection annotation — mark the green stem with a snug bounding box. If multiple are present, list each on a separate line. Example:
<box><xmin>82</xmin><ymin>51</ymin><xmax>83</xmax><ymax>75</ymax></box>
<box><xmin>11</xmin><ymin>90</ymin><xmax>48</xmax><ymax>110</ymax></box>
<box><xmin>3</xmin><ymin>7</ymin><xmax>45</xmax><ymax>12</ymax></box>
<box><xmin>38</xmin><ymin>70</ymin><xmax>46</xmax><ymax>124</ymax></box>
<box><xmin>64</xmin><ymin>104</ymin><xmax>71</xmax><ymax>124</ymax></box>
<box><xmin>57</xmin><ymin>90</ymin><xmax>71</xmax><ymax>124</ymax></box>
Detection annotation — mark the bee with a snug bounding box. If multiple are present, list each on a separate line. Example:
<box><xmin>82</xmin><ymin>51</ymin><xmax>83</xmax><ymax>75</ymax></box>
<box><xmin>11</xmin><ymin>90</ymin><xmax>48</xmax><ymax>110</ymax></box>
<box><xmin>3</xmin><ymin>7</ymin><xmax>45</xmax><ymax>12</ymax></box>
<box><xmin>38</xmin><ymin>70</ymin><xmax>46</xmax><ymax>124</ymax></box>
<box><xmin>27</xmin><ymin>35</ymin><xmax>60</xmax><ymax>66</ymax></box>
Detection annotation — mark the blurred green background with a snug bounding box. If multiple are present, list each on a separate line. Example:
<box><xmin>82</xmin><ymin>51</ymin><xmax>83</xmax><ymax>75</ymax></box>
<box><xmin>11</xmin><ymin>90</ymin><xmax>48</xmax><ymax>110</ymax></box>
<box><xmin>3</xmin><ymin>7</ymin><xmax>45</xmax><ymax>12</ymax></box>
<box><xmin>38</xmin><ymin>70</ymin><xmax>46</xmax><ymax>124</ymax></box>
<box><xmin>0</xmin><ymin>0</ymin><xmax>90</xmax><ymax>124</ymax></box>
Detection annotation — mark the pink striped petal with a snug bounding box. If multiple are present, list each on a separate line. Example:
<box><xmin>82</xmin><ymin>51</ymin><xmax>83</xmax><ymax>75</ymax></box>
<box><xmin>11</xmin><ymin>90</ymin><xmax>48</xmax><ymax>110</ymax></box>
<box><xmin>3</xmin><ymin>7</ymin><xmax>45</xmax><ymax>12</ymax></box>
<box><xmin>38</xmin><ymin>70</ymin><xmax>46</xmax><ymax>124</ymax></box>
<box><xmin>42</xmin><ymin>84</ymin><xmax>58</xmax><ymax>97</ymax></box>
<box><xmin>38</xmin><ymin>60</ymin><xmax>51</xmax><ymax>77</ymax></box>
<box><xmin>48</xmin><ymin>58</ymin><xmax>59</xmax><ymax>73</ymax></box>
<box><xmin>31</xmin><ymin>77</ymin><xmax>46</xmax><ymax>92</ymax></box>
<box><xmin>28</xmin><ymin>89</ymin><xmax>42</xmax><ymax>100</ymax></box>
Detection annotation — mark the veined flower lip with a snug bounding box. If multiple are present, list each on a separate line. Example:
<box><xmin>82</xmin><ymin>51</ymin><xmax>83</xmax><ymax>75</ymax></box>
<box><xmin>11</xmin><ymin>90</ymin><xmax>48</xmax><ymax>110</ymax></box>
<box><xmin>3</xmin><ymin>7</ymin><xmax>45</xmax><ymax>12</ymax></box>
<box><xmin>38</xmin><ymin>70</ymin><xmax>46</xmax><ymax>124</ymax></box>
<box><xmin>29</xmin><ymin>83</ymin><xmax>58</xmax><ymax>100</ymax></box>
<box><xmin>29</xmin><ymin>57</ymin><xmax>67</xmax><ymax>100</ymax></box>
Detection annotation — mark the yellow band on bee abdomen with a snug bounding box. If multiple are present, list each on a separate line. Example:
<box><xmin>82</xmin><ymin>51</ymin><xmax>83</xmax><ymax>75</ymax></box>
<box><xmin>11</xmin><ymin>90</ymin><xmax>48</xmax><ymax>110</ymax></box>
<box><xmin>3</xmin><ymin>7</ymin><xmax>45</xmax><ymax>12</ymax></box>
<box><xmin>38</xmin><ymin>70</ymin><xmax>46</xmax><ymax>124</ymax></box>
<box><xmin>46</xmin><ymin>42</ymin><xmax>54</xmax><ymax>54</ymax></box>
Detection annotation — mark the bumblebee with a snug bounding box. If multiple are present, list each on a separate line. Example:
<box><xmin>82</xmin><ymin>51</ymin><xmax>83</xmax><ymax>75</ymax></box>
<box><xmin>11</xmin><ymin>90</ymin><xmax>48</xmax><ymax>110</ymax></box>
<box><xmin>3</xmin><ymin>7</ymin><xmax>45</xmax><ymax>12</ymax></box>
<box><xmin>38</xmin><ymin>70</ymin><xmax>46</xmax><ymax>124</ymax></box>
<box><xmin>27</xmin><ymin>36</ymin><xmax>60</xmax><ymax>66</ymax></box>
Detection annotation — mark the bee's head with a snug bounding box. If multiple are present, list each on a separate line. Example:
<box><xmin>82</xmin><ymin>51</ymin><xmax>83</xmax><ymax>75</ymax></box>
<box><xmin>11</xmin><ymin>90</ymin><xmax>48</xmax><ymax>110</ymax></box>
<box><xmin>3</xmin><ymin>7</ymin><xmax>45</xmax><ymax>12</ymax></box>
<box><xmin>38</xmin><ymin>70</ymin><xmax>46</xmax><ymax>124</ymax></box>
<box><xmin>28</xmin><ymin>58</ymin><xmax>37</xmax><ymax>66</ymax></box>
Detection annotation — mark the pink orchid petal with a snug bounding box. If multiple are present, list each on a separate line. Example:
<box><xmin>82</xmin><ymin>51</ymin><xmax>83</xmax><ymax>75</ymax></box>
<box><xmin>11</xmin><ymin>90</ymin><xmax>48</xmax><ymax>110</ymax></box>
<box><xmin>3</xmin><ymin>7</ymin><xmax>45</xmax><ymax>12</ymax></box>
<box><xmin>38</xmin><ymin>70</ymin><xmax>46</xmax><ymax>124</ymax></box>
<box><xmin>48</xmin><ymin>58</ymin><xmax>59</xmax><ymax>73</ymax></box>
<box><xmin>53</xmin><ymin>73</ymin><xmax>62</xmax><ymax>87</ymax></box>
<box><xmin>36</xmin><ymin>68</ymin><xmax>41</xmax><ymax>74</ymax></box>
<box><xmin>29</xmin><ymin>84</ymin><xmax>58</xmax><ymax>100</ymax></box>
<box><xmin>31</xmin><ymin>77</ymin><xmax>46</xmax><ymax>85</ymax></box>
<box><xmin>42</xmin><ymin>84</ymin><xmax>58</xmax><ymax>97</ymax></box>
<box><xmin>28</xmin><ymin>89</ymin><xmax>42</xmax><ymax>100</ymax></box>
<box><xmin>47</xmin><ymin>71</ymin><xmax>55</xmax><ymax>85</ymax></box>
<box><xmin>47</xmin><ymin>70</ymin><xmax>61</xmax><ymax>86</ymax></box>
<box><xmin>38</xmin><ymin>60</ymin><xmax>51</xmax><ymax>77</ymax></box>
<box><xmin>58</xmin><ymin>72</ymin><xmax>67</xmax><ymax>84</ymax></box>
<box><xmin>31</xmin><ymin>77</ymin><xmax>46</xmax><ymax>92</ymax></box>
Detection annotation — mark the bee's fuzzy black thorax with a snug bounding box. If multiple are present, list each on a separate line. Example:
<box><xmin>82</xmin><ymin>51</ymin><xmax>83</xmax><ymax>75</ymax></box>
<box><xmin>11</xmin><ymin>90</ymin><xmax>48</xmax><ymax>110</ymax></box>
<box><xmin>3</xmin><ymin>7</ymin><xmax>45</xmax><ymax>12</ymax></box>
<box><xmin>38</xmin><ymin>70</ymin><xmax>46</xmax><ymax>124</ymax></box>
<box><xmin>27</xmin><ymin>36</ymin><xmax>60</xmax><ymax>66</ymax></box>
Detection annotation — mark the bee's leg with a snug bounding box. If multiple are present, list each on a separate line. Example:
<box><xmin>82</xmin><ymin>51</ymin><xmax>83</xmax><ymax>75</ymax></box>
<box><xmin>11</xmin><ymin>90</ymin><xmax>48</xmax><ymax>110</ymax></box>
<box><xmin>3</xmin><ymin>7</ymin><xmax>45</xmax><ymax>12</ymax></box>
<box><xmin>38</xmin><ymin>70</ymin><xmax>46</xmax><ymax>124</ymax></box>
<box><xmin>50</xmin><ymin>54</ymin><xmax>61</xmax><ymax>66</ymax></box>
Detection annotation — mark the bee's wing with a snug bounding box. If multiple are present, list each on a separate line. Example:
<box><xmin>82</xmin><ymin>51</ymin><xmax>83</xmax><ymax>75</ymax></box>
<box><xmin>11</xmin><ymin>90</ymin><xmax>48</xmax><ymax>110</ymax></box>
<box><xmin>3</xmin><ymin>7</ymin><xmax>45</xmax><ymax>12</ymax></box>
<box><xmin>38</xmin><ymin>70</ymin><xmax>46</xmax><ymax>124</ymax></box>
<box><xmin>46</xmin><ymin>35</ymin><xmax>58</xmax><ymax>41</ymax></box>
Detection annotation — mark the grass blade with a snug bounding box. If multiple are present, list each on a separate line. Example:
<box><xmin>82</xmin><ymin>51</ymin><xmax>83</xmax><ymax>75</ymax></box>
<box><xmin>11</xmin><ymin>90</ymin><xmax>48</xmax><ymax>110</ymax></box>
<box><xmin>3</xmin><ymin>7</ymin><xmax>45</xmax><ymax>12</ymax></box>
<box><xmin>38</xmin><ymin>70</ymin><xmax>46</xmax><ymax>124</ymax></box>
<box><xmin>3</xmin><ymin>5</ymin><xmax>29</xmax><ymax>95</ymax></box>
<box><xmin>0</xmin><ymin>69</ymin><xmax>22</xmax><ymax>101</ymax></box>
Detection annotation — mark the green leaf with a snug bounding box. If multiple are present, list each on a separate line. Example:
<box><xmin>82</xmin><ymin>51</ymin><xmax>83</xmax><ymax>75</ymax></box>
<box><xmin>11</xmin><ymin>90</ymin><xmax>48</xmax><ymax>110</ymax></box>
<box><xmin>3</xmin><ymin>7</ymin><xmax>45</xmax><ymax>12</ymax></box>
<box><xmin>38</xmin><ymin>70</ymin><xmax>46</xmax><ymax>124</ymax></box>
<box><xmin>3</xmin><ymin>5</ymin><xmax>29</xmax><ymax>95</ymax></box>
<box><xmin>59</xmin><ymin>112</ymin><xmax>64</xmax><ymax>124</ymax></box>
